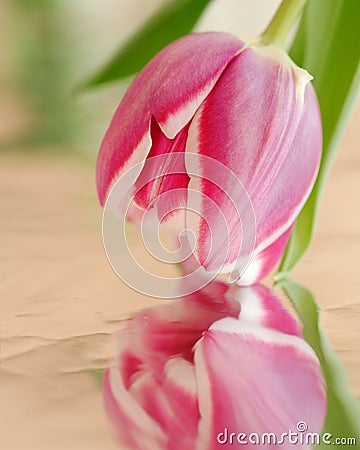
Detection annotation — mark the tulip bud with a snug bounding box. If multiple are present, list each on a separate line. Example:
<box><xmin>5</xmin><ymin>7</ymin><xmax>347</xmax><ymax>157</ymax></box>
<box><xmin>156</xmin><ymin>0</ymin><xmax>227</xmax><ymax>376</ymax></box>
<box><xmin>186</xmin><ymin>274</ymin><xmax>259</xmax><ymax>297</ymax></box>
<box><xmin>103</xmin><ymin>280</ymin><xmax>326</xmax><ymax>449</ymax></box>
<box><xmin>97</xmin><ymin>32</ymin><xmax>322</xmax><ymax>284</ymax></box>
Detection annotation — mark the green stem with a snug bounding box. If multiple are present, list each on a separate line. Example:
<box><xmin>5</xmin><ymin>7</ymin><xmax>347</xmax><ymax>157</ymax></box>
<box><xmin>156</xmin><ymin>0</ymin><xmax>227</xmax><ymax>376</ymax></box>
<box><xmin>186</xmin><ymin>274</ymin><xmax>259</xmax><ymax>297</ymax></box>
<box><xmin>261</xmin><ymin>0</ymin><xmax>307</xmax><ymax>47</ymax></box>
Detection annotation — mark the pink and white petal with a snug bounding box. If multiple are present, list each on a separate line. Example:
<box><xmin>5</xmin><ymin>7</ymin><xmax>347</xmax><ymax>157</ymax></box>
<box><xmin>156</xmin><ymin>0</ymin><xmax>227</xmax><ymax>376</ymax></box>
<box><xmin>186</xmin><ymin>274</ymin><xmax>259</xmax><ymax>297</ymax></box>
<box><xmin>237</xmin><ymin>225</ymin><xmax>293</xmax><ymax>285</ymax></box>
<box><xmin>163</xmin><ymin>357</ymin><xmax>200</xmax><ymax>449</ymax></box>
<box><xmin>195</xmin><ymin>318</ymin><xmax>326</xmax><ymax>450</ymax></box>
<box><xmin>255</xmin><ymin>83</ymin><xmax>321</xmax><ymax>247</ymax></box>
<box><xmin>133</xmin><ymin>119</ymin><xmax>190</xmax><ymax>226</ymax></box>
<box><xmin>149</xmin><ymin>33</ymin><xmax>245</xmax><ymax>138</ymax></box>
<box><xmin>97</xmin><ymin>32</ymin><xmax>244</xmax><ymax>205</ymax></box>
<box><xmin>125</xmin><ymin>284</ymin><xmax>240</xmax><ymax>374</ymax></box>
<box><xmin>230</xmin><ymin>284</ymin><xmax>302</xmax><ymax>337</ymax></box>
<box><xmin>186</xmin><ymin>46</ymin><xmax>321</xmax><ymax>272</ymax></box>
<box><xmin>129</xmin><ymin>371</ymin><xmax>177</xmax><ymax>437</ymax></box>
<box><xmin>129</xmin><ymin>367</ymin><xmax>201</xmax><ymax>450</ymax></box>
<box><xmin>185</xmin><ymin>276</ymin><xmax>239</xmax><ymax>317</ymax></box>
<box><xmin>184</xmin><ymin>154</ymin><xmax>248</xmax><ymax>273</ymax></box>
<box><xmin>103</xmin><ymin>368</ymin><xmax>167</xmax><ymax>450</ymax></box>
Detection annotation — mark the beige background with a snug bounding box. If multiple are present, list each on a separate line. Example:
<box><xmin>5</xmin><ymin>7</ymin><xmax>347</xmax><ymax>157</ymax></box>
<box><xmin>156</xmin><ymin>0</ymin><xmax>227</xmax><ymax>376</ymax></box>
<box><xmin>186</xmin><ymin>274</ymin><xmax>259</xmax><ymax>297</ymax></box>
<box><xmin>0</xmin><ymin>1</ymin><xmax>359</xmax><ymax>449</ymax></box>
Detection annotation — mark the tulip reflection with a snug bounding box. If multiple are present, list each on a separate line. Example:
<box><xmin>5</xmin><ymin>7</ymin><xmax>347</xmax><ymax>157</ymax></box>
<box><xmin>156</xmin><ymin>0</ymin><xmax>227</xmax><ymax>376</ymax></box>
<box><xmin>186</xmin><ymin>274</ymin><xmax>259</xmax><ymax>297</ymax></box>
<box><xmin>103</xmin><ymin>279</ymin><xmax>326</xmax><ymax>450</ymax></box>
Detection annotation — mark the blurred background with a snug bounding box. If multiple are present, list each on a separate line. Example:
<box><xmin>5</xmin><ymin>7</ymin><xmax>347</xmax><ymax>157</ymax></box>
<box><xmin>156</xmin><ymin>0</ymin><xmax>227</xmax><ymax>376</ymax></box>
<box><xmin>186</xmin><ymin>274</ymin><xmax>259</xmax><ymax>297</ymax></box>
<box><xmin>0</xmin><ymin>0</ymin><xmax>285</xmax><ymax>156</ymax></box>
<box><xmin>0</xmin><ymin>1</ymin><xmax>359</xmax><ymax>449</ymax></box>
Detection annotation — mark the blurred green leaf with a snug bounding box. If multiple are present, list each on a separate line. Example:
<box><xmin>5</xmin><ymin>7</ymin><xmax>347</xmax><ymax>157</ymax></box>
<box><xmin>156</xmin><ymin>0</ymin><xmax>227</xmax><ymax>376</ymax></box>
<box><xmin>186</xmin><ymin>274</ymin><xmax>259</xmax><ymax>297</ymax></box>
<box><xmin>88</xmin><ymin>368</ymin><xmax>105</xmax><ymax>387</ymax></box>
<box><xmin>280</xmin><ymin>279</ymin><xmax>360</xmax><ymax>446</ymax></box>
<box><xmin>84</xmin><ymin>0</ymin><xmax>212</xmax><ymax>88</ymax></box>
<box><xmin>276</xmin><ymin>0</ymin><xmax>360</xmax><ymax>279</ymax></box>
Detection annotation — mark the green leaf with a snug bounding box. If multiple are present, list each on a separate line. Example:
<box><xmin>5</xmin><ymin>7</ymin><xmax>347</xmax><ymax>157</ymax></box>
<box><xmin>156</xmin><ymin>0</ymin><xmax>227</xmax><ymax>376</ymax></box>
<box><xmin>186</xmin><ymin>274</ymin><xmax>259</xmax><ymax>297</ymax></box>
<box><xmin>276</xmin><ymin>0</ymin><xmax>360</xmax><ymax>279</ymax></box>
<box><xmin>84</xmin><ymin>0</ymin><xmax>212</xmax><ymax>88</ymax></box>
<box><xmin>279</xmin><ymin>279</ymin><xmax>360</xmax><ymax>446</ymax></box>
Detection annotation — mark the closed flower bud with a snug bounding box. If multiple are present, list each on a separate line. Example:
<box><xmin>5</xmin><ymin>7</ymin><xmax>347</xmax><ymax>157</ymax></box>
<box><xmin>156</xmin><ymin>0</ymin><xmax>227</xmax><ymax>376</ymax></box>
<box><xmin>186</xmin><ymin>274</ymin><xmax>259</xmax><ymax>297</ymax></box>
<box><xmin>97</xmin><ymin>32</ymin><xmax>322</xmax><ymax>284</ymax></box>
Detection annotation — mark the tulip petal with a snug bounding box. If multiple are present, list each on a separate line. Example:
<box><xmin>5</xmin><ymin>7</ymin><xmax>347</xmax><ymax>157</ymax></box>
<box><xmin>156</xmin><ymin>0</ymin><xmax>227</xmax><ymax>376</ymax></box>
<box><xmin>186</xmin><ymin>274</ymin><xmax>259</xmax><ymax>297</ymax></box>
<box><xmin>195</xmin><ymin>318</ymin><xmax>326</xmax><ymax>449</ymax></box>
<box><xmin>124</xmin><ymin>280</ymin><xmax>240</xmax><ymax>375</ymax></box>
<box><xmin>237</xmin><ymin>225</ymin><xmax>293</xmax><ymax>285</ymax></box>
<box><xmin>163</xmin><ymin>357</ymin><xmax>200</xmax><ymax>449</ymax></box>
<box><xmin>128</xmin><ymin>361</ymin><xmax>200</xmax><ymax>450</ymax></box>
<box><xmin>133</xmin><ymin>119</ymin><xmax>190</xmax><ymax>226</ymax></box>
<box><xmin>231</xmin><ymin>283</ymin><xmax>302</xmax><ymax>337</ymax></box>
<box><xmin>129</xmin><ymin>371</ymin><xmax>176</xmax><ymax>436</ymax></box>
<box><xmin>96</xmin><ymin>32</ymin><xmax>244</xmax><ymax>205</ymax></box>
<box><xmin>103</xmin><ymin>368</ymin><xmax>167</xmax><ymax>450</ymax></box>
<box><xmin>187</xmin><ymin>46</ymin><xmax>321</xmax><ymax>276</ymax></box>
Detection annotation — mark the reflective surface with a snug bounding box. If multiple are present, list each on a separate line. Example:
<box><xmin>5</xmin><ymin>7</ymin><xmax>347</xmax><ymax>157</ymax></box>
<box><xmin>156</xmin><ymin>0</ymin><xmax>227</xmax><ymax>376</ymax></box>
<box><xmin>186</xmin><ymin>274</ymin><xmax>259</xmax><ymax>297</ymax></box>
<box><xmin>1</xmin><ymin>101</ymin><xmax>359</xmax><ymax>449</ymax></box>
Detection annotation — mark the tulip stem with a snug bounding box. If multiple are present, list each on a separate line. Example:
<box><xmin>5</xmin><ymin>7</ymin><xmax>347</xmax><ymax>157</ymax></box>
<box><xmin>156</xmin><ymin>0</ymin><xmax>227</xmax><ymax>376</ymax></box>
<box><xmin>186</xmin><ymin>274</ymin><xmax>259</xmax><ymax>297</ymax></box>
<box><xmin>261</xmin><ymin>0</ymin><xmax>307</xmax><ymax>47</ymax></box>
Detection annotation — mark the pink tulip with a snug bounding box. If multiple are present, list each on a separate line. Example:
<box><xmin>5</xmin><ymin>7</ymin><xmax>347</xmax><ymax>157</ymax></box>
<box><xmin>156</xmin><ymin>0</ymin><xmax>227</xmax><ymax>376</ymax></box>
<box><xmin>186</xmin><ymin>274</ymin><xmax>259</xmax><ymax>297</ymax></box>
<box><xmin>96</xmin><ymin>32</ymin><xmax>322</xmax><ymax>284</ymax></box>
<box><xmin>103</xmin><ymin>280</ymin><xmax>326</xmax><ymax>449</ymax></box>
